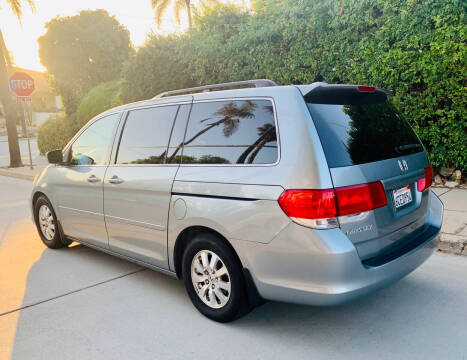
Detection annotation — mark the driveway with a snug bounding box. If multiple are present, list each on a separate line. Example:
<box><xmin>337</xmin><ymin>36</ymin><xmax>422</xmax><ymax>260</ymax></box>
<box><xmin>0</xmin><ymin>176</ymin><xmax>466</xmax><ymax>359</ymax></box>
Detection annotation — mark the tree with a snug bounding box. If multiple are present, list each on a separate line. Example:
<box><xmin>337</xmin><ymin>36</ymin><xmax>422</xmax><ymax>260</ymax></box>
<box><xmin>120</xmin><ymin>35</ymin><xmax>196</xmax><ymax>103</ymax></box>
<box><xmin>76</xmin><ymin>80</ymin><xmax>123</xmax><ymax>129</ymax></box>
<box><xmin>38</xmin><ymin>10</ymin><xmax>132</xmax><ymax>114</ymax></box>
<box><xmin>0</xmin><ymin>0</ymin><xmax>35</xmax><ymax>167</ymax></box>
<box><xmin>151</xmin><ymin>0</ymin><xmax>218</xmax><ymax>29</ymax></box>
<box><xmin>167</xmin><ymin>100</ymin><xmax>256</xmax><ymax>162</ymax></box>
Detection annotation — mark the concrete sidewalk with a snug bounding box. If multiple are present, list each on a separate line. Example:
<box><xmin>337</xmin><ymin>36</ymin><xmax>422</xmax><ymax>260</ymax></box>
<box><xmin>0</xmin><ymin>166</ymin><xmax>465</xmax><ymax>256</ymax></box>
<box><xmin>0</xmin><ymin>163</ymin><xmax>47</xmax><ymax>181</ymax></box>
<box><xmin>432</xmin><ymin>188</ymin><xmax>467</xmax><ymax>255</ymax></box>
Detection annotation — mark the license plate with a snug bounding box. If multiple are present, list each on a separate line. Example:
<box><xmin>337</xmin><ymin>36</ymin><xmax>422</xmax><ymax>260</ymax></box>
<box><xmin>393</xmin><ymin>185</ymin><xmax>412</xmax><ymax>208</ymax></box>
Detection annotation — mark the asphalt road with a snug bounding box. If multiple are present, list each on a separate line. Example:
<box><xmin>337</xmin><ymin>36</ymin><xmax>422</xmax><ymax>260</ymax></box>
<box><xmin>0</xmin><ymin>176</ymin><xmax>466</xmax><ymax>360</ymax></box>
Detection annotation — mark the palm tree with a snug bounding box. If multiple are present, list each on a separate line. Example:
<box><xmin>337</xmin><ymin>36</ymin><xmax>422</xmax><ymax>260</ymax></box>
<box><xmin>0</xmin><ymin>0</ymin><xmax>35</xmax><ymax>167</ymax></box>
<box><xmin>236</xmin><ymin>122</ymin><xmax>276</xmax><ymax>164</ymax></box>
<box><xmin>167</xmin><ymin>100</ymin><xmax>256</xmax><ymax>162</ymax></box>
<box><xmin>151</xmin><ymin>0</ymin><xmax>218</xmax><ymax>29</ymax></box>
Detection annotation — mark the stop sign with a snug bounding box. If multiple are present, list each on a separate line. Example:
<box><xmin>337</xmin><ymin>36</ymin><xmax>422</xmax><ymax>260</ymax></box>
<box><xmin>9</xmin><ymin>72</ymin><xmax>35</xmax><ymax>97</ymax></box>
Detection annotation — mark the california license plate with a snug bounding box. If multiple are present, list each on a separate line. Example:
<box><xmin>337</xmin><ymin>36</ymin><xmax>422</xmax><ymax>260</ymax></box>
<box><xmin>393</xmin><ymin>185</ymin><xmax>412</xmax><ymax>208</ymax></box>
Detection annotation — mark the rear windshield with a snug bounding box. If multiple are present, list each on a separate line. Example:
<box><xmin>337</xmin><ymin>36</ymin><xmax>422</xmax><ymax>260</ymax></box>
<box><xmin>307</xmin><ymin>101</ymin><xmax>424</xmax><ymax>168</ymax></box>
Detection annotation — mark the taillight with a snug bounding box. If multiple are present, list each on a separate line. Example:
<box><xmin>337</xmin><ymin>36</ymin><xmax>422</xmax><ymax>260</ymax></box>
<box><xmin>278</xmin><ymin>181</ymin><xmax>387</xmax><ymax>229</ymax></box>
<box><xmin>335</xmin><ymin>181</ymin><xmax>387</xmax><ymax>216</ymax></box>
<box><xmin>357</xmin><ymin>85</ymin><xmax>376</xmax><ymax>92</ymax></box>
<box><xmin>278</xmin><ymin>189</ymin><xmax>337</xmax><ymax>219</ymax></box>
<box><xmin>417</xmin><ymin>166</ymin><xmax>433</xmax><ymax>192</ymax></box>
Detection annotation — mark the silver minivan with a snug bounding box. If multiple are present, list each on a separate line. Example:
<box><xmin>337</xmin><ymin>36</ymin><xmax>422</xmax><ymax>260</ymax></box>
<box><xmin>31</xmin><ymin>80</ymin><xmax>443</xmax><ymax>322</ymax></box>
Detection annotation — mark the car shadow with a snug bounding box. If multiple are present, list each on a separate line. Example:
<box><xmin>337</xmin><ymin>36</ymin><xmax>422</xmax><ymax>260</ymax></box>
<box><xmin>6</xmin><ymin>242</ymin><xmax>464</xmax><ymax>360</ymax></box>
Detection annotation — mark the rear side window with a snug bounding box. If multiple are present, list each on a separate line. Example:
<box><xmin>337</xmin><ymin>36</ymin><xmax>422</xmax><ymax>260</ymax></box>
<box><xmin>307</xmin><ymin>101</ymin><xmax>423</xmax><ymax>168</ymax></box>
<box><xmin>182</xmin><ymin>99</ymin><xmax>278</xmax><ymax>165</ymax></box>
<box><xmin>116</xmin><ymin>105</ymin><xmax>178</xmax><ymax>164</ymax></box>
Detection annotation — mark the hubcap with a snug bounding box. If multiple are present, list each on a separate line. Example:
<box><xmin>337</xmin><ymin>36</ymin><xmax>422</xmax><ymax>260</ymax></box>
<box><xmin>191</xmin><ymin>250</ymin><xmax>231</xmax><ymax>309</ymax></box>
<box><xmin>38</xmin><ymin>205</ymin><xmax>55</xmax><ymax>241</ymax></box>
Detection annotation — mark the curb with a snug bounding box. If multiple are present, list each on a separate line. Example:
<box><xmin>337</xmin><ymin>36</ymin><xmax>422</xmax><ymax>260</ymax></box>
<box><xmin>438</xmin><ymin>234</ymin><xmax>467</xmax><ymax>256</ymax></box>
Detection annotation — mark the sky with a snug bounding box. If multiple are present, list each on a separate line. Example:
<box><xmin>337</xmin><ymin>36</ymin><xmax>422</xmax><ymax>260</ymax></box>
<box><xmin>0</xmin><ymin>0</ymin><xmax>238</xmax><ymax>72</ymax></box>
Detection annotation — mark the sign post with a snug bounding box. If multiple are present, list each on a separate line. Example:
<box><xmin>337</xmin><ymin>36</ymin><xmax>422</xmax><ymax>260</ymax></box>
<box><xmin>9</xmin><ymin>72</ymin><xmax>35</xmax><ymax>169</ymax></box>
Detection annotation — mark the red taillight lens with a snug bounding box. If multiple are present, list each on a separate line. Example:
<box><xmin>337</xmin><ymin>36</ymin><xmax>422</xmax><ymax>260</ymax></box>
<box><xmin>278</xmin><ymin>189</ymin><xmax>337</xmax><ymax>219</ymax></box>
<box><xmin>417</xmin><ymin>166</ymin><xmax>433</xmax><ymax>192</ymax></box>
<box><xmin>278</xmin><ymin>181</ymin><xmax>388</xmax><ymax>221</ymax></box>
<box><xmin>357</xmin><ymin>85</ymin><xmax>376</xmax><ymax>92</ymax></box>
<box><xmin>335</xmin><ymin>181</ymin><xmax>387</xmax><ymax>216</ymax></box>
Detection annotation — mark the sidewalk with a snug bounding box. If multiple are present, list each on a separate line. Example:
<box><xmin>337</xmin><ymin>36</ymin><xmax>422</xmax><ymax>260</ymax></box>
<box><xmin>0</xmin><ymin>163</ymin><xmax>48</xmax><ymax>181</ymax></box>
<box><xmin>432</xmin><ymin>188</ymin><xmax>467</xmax><ymax>256</ymax></box>
<box><xmin>0</xmin><ymin>166</ymin><xmax>465</xmax><ymax>256</ymax></box>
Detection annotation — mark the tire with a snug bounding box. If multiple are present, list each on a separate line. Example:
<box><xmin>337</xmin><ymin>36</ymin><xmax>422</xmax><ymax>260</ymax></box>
<box><xmin>33</xmin><ymin>195</ymin><xmax>70</xmax><ymax>249</ymax></box>
<box><xmin>182</xmin><ymin>233</ymin><xmax>249</xmax><ymax>322</ymax></box>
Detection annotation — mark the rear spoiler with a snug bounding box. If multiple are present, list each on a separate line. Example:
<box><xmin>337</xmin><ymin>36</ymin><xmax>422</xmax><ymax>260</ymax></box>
<box><xmin>297</xmin><ymin>83</ymin><xmax>391</xmax><ymax>104</ymax></box>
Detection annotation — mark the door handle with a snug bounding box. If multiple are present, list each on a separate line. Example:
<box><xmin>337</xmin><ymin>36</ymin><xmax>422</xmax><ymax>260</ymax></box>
<box><xmin>87</xmin><ymin>175</ymin><xmax>100</xmax><ymax>183</ymax></box>
<box><xmin>108</xmin><ymin>175</ymin><xmax>124</xmax><ymax>185</ymax></box>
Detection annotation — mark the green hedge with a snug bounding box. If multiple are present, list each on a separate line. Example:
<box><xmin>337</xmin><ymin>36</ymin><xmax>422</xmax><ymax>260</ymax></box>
<box><xmin>76</xmin><ymin>80</ymin><xmax>123</xmax><ymax>129</ymax></box>
<box><xmin>121</xmin><ymin>0</ymin><xmax>466</xmax><ymax>171</ymax></box>
<box><xmin>37</xmin><ymin>114</ymin><xmax>76</xmax><ymax>155</ymax></box>
<box><xmin>38</xmin><ymin>81</ymin><xmax>124</xmax><ymax>154</ymax></box>
<box><xmin>120</xmin><ymin>36</ymin><xmax>196</xmax><ymax>103</ymax></box>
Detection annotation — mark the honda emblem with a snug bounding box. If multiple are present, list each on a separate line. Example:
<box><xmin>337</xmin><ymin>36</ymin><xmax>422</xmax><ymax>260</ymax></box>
<box><xmin>398</xmin><ymin>159</ymin><xmax>408</xmax><ymax>172</ymax></box>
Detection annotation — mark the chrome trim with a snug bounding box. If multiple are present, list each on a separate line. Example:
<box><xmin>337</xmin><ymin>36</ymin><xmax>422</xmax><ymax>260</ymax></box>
<box><xmin>106</xmin><ymin>163</ymin><xmax>180</xmax><ymax>168</ymax></box>
<box><xmin>180</xmin><ymin>97</ymin><xmax>281</xmax><ymax>168</ymax></box>
<box><xmin>58</xmin><ymin>165</ymin><xmax>109</xmax><ymax>168</ymax></box>
<box><xmin>125</xmin><ymin>101</ymin><xmax>192</xmax><ymax>111</ymax></box>
<box><xmin>58</xmin><ymin>206</ymin><xmax>104</xmax><ymax>217</ymax></box>
<box><xmin>67</xmin><ymin>236</ymin><xmax>177</xmax><ymax>278</ymax></box>
<box><xmin>104</xmin><ymin>214</ymin><xmax>166</xmax><ymax>231</ymax></box>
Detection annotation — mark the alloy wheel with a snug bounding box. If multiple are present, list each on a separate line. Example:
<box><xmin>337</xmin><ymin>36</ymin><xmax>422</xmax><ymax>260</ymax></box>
<box><xmin>38</xmin><ymin>204</ymin><xmax>55</xmax><ymax>241</ymax></box>
<box><xmin>191</xmin><ymin>250</ymin><xmax>231</xmax><ymax>309</ymax></box>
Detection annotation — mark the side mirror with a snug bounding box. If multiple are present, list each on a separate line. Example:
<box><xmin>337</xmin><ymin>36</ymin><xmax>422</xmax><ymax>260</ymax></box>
<box><xmin>46</xmin><ymin>149</ymin><xmax>63</xmax><ymax>164</ymax></box>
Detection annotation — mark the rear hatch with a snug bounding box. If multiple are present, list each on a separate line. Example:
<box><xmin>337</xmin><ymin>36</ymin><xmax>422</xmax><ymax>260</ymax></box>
<box><xmin>303</xmin><ymin>84</ymin><xmax>431</xmax><ymax>261</ymax></box>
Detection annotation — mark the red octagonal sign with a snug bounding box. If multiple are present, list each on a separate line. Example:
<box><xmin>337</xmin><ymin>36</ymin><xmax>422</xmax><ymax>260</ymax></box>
<box><xmin>9</xmin><ymin>72</ymin><xmax>35</xmax><ymax>97</ymax></box>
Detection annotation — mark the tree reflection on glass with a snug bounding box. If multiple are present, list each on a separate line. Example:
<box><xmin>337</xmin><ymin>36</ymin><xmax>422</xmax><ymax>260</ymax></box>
<box><xmin>345</xmin><ymin>102</ymin><xmax>423</xmax><ymax>165</ymax></box>
<box><xmin>168</xmin><ymin>101</ymin><xmax>253</xmax><ymax>163</ymax></box>
<box><xmin>168</xmin><ymin>100</ymin><xmax>278</xmax><ymax>164</ymax></box>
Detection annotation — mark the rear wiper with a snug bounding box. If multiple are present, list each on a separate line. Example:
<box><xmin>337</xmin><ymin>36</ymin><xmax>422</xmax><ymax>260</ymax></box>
<box><xmin>395</xmin><ymin>144</ymin><xmax>423</xmax><ymax>153</ymax></box>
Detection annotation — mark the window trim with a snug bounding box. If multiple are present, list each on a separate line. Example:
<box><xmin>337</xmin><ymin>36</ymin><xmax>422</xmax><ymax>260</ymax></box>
<box><xmin>110</xmin><ymin>102</ymin><xmax>191</xmax><ymax>167</ymax></box>
<box><xmin>62</xmin><ymin>111</ymin><xmax>124</xmax><ymax>168</ymax></box>
<box><xmin>180</xmin><ymin>97</ymin><xmax>281</xmax><ymax>167</ymax></box>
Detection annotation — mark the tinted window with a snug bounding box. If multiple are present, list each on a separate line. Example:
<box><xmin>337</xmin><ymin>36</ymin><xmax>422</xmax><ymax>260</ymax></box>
<box><xmin>182</xmin><ymin>100</ymin><xmax>278</xmax><ymax>164</ymax></box>
<box><xmin>307</xmin><ymin>101</ymin><xmax>424</xmax><ymax>168</ymax></box>
<box><xmin>116</xmin><ymin>106</ymin><xmax>178</xmax><ymax>164</ymax></box>
<box><xmin>166</xmin><ymin>104</ymin><xmax>190</xmax><ymax>164</ymax></box>
<box><xmin>70</xmin><ymin>113</ymin><xmax>120</xmax><ymax>165</ymax></box>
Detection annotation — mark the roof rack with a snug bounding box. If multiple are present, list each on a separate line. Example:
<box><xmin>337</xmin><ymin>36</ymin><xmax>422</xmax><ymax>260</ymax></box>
<box><xmin>153</xmin><ymin>79</ymin><xmax>277</xmax><ymax>99</ymax></box>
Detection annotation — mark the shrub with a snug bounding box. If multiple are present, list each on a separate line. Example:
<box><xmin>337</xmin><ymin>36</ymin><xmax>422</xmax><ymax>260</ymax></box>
<box><xmin>76</xmin><ymin>80</ymin><xmax>123</xmax><ymax>129</ymax></box>
<box><xmin>37</xmin><ymin>114</ymin><xmax>75</xmax><ymax>155</ymax></box>
<box><xmin>183</xmin><ymin>1</ymin><xmax>467</xmax><ymax>171</ymax></box>
<box><xmin>120</xmin><ymin>35</ymin><xmax>196</xmax><ymax>103</ymax></box>
<box><xmin>95</xmin><ymin>1</ymin><xmax>467</xmax><ymax>170</ymax></box>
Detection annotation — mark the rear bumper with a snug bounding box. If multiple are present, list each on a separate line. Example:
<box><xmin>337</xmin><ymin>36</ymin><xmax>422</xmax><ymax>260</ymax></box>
<box><xmin>233</xmin><ymin>190</ymin><xmax>443</xmax><ymax>306</ymax></box>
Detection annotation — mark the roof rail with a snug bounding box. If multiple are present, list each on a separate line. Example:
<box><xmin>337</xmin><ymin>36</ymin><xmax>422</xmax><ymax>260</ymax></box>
<box><xmin>153</xmin><ymin>79</ymin><xmax>277</xmax><ymax>99</ymax></box>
